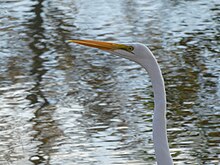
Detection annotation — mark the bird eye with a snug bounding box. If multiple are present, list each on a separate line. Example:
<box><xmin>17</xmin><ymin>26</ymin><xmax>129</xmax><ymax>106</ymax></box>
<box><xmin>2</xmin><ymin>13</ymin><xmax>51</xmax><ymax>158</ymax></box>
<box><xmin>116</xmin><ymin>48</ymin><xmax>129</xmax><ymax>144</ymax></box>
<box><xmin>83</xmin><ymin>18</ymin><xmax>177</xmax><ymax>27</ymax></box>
<box><xmin>127</xmin><ymin>46</ymin><xmax>134</xmax><ymax>52</ymax></box>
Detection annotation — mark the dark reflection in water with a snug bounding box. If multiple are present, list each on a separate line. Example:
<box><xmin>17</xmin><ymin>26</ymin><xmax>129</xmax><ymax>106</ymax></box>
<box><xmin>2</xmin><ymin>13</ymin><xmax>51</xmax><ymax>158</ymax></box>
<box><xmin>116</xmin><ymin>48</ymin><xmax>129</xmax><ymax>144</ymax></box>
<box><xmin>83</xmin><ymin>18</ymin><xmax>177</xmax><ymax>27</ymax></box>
<box><xmin>25</xmin><ymin>0</ymin><xmax>57</xmax><ymax>164</ymax></box>
<box><xmin>0</xmin><ymin>0</ymin><xmax>219</xmax><ymax>164</ymax></box>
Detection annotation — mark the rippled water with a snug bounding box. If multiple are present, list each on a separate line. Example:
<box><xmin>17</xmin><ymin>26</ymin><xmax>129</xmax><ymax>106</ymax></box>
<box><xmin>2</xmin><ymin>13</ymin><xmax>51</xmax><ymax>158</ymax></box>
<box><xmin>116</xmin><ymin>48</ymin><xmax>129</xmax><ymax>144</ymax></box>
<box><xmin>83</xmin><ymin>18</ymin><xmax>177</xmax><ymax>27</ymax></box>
<box><xmin>0</xmin><ymin>0</ymin><xmax>219</xmax><ymax>164</ymax></box>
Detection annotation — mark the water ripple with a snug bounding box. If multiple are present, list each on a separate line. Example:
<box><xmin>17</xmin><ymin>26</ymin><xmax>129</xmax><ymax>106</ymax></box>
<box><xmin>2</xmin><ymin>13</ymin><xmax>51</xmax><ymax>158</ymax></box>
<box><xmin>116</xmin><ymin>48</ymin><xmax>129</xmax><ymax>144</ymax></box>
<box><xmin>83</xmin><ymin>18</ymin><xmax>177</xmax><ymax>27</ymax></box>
<box><xmin>0</xmin><ymin>0</ymin><xmax>219</xmax><ymax>164</ymax></box>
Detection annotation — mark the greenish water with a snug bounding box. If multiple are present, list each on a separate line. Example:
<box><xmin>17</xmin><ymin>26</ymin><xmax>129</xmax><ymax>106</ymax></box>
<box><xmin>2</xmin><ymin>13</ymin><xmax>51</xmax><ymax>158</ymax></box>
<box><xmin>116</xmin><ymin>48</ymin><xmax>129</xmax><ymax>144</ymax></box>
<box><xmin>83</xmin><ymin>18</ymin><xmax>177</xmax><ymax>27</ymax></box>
<box><xmin>0</xmin><ymin>0</ymin><xmax>219</xmax><ymax>164</ymax></box>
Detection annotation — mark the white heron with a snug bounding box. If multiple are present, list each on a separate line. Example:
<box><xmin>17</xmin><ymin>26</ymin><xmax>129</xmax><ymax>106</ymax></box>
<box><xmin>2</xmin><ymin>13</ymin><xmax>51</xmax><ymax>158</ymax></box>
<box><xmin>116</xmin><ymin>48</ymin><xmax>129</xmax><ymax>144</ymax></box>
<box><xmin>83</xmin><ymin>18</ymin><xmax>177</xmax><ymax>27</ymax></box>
<box><xmin>68</xmin><ymin>39</ymin><xmax>173</xmax><ymax>165</ymax></box>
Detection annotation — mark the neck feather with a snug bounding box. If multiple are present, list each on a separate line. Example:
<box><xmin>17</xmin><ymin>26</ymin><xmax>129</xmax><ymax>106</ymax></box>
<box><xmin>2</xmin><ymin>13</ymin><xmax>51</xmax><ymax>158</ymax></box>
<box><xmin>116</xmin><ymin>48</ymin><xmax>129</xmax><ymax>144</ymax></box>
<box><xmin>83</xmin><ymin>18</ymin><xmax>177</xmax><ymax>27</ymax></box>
<box><xmin>140</xmin><ymin>52</ymin><xmax>173</xmax><ymax>165</ymax></box>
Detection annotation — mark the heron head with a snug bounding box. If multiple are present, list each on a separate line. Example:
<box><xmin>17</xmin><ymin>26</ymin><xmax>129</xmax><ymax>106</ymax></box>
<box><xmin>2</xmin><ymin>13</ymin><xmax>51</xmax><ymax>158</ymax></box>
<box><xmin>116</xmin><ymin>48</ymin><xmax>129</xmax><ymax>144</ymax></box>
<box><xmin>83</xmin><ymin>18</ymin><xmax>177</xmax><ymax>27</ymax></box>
<box><xmin>67</xmin><ymin>39</ymin><xmax>150</xmax><ymax>64</ymax></box>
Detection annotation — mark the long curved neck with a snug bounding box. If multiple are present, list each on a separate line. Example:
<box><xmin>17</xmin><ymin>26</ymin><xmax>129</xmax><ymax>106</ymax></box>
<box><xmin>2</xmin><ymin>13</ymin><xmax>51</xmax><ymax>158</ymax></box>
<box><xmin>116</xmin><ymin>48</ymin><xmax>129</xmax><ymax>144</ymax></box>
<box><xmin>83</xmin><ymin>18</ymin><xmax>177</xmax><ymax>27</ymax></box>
<box><xmin>140</xmin><ymin>50</ymin><xmax>173</xmax><ymax>165</ymax></box>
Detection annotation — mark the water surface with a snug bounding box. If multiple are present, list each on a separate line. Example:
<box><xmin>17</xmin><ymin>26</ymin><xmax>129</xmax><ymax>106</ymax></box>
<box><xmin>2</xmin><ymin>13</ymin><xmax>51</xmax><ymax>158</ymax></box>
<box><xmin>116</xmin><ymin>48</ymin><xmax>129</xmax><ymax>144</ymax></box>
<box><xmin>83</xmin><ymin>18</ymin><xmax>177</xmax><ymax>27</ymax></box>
<box><xmin>0</xmin><ymin>0</ymin><xmax>219</xmax><ymax>164</ymax></box>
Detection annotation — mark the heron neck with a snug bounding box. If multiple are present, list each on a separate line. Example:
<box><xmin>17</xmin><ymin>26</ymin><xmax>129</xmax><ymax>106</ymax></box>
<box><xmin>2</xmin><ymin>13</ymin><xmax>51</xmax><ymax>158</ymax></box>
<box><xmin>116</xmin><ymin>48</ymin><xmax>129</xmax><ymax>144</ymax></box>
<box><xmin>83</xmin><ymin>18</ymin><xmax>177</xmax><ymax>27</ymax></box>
<box><xmin>141</xmin><ymin>56</ymin><xmax>173</xmax><ymax>165</ymax></box>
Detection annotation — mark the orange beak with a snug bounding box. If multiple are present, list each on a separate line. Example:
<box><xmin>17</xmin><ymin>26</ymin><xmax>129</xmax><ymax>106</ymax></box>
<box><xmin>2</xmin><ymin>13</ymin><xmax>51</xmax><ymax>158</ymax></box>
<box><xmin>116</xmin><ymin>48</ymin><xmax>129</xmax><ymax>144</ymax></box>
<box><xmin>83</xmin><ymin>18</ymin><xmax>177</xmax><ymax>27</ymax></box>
<box><xmin>67</xmin><ymin>39</ymin><xmax>129</xmax><ymax>51</ymax></box>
